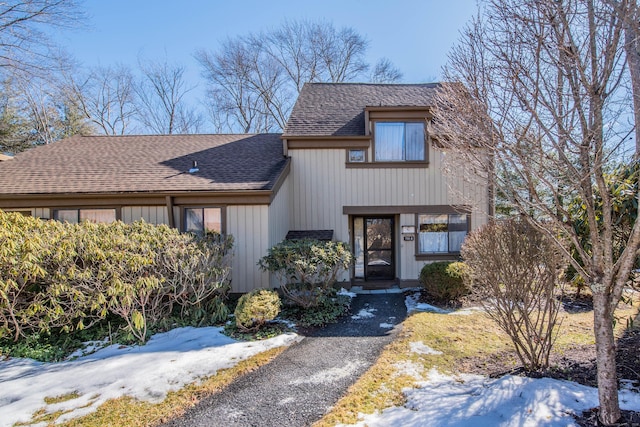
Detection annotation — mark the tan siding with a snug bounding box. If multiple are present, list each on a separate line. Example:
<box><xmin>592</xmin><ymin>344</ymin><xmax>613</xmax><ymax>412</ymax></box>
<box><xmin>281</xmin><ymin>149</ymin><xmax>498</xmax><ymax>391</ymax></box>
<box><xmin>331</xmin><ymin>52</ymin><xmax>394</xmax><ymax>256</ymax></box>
<box><xmin>288</xmin><ymin>143</ymin><xmax>489</xmax><ymax>281</ymax></box>
<box><xmin>227</xmin><ymin>205</ymin><xmax>270</xmax><ymax>293</ymax></box>
<box><xmin>121</xmin><ymin>206</ymin><xmax>168</xmax><ymax>225</ymax></box>
<box><xmin>268</xmin><ymin>179</ymin><xmax>290</xmax><ymax>288</ymax></box>
<box><xmin>268</xmin><ymin>177</ymin><xmax>290</xmax><ymax>247</ymax></box>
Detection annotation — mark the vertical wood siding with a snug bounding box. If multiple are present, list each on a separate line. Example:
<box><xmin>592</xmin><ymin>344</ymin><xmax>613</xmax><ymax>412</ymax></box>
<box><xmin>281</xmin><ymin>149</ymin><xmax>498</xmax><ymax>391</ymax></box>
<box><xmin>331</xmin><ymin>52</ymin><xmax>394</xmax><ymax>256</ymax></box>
<box><xmin>269</xmin><ymin>176</ymin><xmax>290</xmax><ymax>247</ymax></box>
<box><xmin>288</xmin><ymin>144</ymin><xmax>489</xmax><ymax>281</ymax></box>
<box><xmin>268</xmin><ymin>176</ymin><xmax>291</xmax><ymax>288</ymax></box>
<box><xmin>227</xmin><ymin>205</ymin><xmax>270</xmax><ymax>293</ymax></box>
<box><xmin>121</xmin><ymin>206</ymin><xmax>168</xmax><ymax>225</ymax></box>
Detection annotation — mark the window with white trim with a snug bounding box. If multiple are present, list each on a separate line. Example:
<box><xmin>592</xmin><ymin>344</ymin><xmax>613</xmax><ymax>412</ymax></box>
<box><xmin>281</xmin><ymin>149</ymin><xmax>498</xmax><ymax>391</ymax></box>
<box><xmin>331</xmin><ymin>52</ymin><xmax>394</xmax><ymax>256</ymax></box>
<box><xmin>374</xmin><ymin>122</ymin><xmax>425</xmax><ymax>161</ymax></box>
<box><xmin>54</xmin><ymin>208</ymin><xmax>117</xmax><ymax>224</ymax></box>
<box><xmin>184</xmin><ymin>207</ymin><xmax>222</xmax><ymax>234</ymax></box>
<box><xmin>418</xmin><ymin>213</ymin><xmax>467</xmax><ymax>254</ymax></box>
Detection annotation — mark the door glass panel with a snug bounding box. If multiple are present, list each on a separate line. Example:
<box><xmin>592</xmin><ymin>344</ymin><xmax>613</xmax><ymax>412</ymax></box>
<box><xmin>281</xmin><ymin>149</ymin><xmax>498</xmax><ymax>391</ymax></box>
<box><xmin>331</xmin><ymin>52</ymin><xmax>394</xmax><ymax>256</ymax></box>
<box><xmin>365</xmin><ymin>217</ymin><xmax>394</xmax><ymax>280</ymax></box>
<box><xmin>353</xmin><ymin>217</ymin><xmax>365</xmax><ymax>278</ymax></box>
<box><xmin>366</xmin><ymin>218</ymin><xmax>392</xmax><ymax>250</ymax></box>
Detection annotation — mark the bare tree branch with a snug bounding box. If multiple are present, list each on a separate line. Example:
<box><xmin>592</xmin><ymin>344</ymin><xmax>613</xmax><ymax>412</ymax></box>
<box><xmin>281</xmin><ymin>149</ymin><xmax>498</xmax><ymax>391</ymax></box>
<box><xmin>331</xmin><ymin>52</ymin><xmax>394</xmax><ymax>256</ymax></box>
<box><xmin>434</xmin><ymin>1</ymin><xmax>636</xmax><ymax>423</ymax></box>
<box><xmin>135</xmin><ymin>57</ymin><xmax>203</xmax><ymax>134</ymax></box>
<box><xmin>0</xmin><ymin>1</ymin><xmax>84</xmax><ymax>77</ymax></box>
<box><xmin>197</xmin><ymin>19</ymin><xmax>394</xmax><ymax>133</ymax></box>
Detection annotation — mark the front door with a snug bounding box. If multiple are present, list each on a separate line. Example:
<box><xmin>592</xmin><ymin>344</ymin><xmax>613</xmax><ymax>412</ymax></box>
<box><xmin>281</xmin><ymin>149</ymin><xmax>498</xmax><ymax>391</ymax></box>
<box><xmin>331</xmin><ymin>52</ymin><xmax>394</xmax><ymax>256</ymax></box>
<box><xmin>353</xmin><ymin>216</ymin><xmax>395</xmax><ymax>280</ymax></box>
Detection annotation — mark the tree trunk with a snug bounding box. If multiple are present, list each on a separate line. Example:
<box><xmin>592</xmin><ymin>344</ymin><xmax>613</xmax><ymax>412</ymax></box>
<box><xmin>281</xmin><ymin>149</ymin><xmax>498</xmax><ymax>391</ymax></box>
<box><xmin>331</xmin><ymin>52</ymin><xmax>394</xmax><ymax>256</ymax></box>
<box><xmin>593</xmin><ymin>290</ymin><xmax>621</xmax><ymax>425</ymax></box>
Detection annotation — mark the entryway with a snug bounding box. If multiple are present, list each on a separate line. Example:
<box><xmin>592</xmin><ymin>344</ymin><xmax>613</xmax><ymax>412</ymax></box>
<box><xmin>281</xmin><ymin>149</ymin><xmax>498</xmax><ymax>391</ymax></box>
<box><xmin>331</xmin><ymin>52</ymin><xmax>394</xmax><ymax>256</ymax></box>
<box><xmin>353</xmin><ymin>216</ymin><xmax>395</xmax><ymax>281</ymax></box>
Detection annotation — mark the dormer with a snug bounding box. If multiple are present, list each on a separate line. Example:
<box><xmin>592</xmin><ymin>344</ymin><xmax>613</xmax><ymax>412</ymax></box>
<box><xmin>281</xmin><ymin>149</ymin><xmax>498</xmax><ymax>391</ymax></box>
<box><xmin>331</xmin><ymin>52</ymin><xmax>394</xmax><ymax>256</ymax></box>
<box><xmin>282</xmin><ymin>83</ymin><xmax>438</xmax><ymax>169</ymax></box>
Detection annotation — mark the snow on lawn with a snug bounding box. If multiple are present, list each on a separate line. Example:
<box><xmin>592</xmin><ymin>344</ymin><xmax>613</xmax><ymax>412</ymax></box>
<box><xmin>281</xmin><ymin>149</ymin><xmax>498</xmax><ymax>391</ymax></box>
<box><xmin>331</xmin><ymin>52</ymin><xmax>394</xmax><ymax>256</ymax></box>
<box><xmin>0</xmin><ymin>326</ymin><xmax>300</xmax><ymax>427</ymax></box>
<box><xmin>405</xmin><ymin>292</ymin><xmax>450</xmax><ymax>314</ymax></box>
<box><xmin>343</xmin><ymin>368</ymin><xmax>640</xmax><ymax>427</ymax></box>
<box><xmin>405</xmin><ymin>292</ymin><xmax>483</xmax><ymax>315</ymax></box>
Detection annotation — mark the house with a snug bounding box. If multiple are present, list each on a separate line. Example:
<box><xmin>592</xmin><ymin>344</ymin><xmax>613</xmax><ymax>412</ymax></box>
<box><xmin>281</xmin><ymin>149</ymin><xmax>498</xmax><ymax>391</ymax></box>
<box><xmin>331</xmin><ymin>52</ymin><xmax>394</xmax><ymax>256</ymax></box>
<box><xmin>0</xmin><ymin>83</ymin><xmax>490</xmax><ymax>292</ymax></box>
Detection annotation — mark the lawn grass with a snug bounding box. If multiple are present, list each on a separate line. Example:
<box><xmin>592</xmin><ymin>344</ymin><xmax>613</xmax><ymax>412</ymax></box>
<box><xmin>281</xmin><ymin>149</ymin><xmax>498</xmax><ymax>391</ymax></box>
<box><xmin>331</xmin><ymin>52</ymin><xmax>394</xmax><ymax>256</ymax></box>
<box><xmin>314</xmin><ymin>294</ymin><xmax>640</xmax><ymax>427</ymax></box>
<box><xmin>21</xmin><ymin>346</ymin><xmax>286</xmax><ymax>427</ymax></box>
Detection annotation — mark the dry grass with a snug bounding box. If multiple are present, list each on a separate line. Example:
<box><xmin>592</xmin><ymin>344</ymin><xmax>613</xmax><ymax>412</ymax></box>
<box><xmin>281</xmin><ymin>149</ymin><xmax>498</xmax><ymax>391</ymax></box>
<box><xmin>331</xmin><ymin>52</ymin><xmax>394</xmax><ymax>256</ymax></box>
<box><xmin>315</xmin><ymin>312</ymin><xmax>512</xmax><ymax>427</ymax></box>
<box><xmin>21</xmin><ymin>346</ymin><xmax>286</xmax><ymax>427</ymax></box>
<box><xmin>315</xmin><ymin>293</ymin><xmax>640</xmax><ymax>427</ymax></box>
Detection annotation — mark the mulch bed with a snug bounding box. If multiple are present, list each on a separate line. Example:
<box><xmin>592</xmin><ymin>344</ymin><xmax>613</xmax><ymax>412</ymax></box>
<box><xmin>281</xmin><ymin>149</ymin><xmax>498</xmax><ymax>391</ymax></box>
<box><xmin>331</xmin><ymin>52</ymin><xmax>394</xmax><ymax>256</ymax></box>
<box><xmin>411</xmin><ymin>290</ymin><xmax>640</xmax><ymax>426</ymax></box>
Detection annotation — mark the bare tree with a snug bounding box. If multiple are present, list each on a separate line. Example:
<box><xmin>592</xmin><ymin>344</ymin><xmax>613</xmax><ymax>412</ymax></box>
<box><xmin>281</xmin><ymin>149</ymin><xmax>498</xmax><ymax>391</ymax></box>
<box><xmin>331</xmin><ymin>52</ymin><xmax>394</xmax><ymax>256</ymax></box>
<box><xmin>309</xmin><ymin>21</ymin><xmax>369</xmax><ymax>82</ymax></box>
<box><xmin>196</xmin><ymin>37</ymin><xmax>288</xmax><ymax>133</ymax></box>
<box><xmin>12</xmin><ymin>69</ymin><xmax>91</xmax><ymax>146</ymax></box>
<box><xmin>462</xmin><ymin>219</ymin><xmax>566</xmax><ymax>372</ymax></box>
<box><xmin>434</xmin><ymin>1</ymin><xmax>637</xmax><ymax>424</ymax></box>
<box><xmin>66</xmin><ymin>65</ymin><xmax>138</xmax><ymax>135</ymax></box>
<box><xmin>0</xmin><ymin>0</ymin><xmax>83</xmax><ymax>77</ymax></box>
<box><xmin>197</xmin><ymin>19</ymin><xmax>398</xmax><ymax>133</ymax></box>
<box><xmin>370</xmin><ymin>58</ymin><xmax>403</xmax><ymax>83</ymax></box>
<box><xmin>135</xmin><ymin>58</ymin><xmax>203</xmax><ymax>134</ymax></box>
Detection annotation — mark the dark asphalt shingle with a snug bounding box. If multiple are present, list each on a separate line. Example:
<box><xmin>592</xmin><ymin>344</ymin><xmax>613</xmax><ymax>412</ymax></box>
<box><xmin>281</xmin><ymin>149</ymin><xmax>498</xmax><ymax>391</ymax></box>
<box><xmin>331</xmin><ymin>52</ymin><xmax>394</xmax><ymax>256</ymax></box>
<box><xmin>283</xmin><ymin>83</ymin><xmax>439</xmax><ymax>137</ymax></box>
<box><xmin>0</xmin><ymin>134</ymin><xmax>287</xmax><ymax>195</ymax></box>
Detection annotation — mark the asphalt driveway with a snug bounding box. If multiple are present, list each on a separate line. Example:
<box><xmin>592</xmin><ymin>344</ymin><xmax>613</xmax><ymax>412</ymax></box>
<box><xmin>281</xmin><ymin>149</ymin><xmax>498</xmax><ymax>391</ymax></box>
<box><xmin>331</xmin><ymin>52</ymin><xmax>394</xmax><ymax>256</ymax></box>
<box><xmin>161</xmin><ymin>292</ymin><xmax>407</xmax><ymax>427</ymax></box>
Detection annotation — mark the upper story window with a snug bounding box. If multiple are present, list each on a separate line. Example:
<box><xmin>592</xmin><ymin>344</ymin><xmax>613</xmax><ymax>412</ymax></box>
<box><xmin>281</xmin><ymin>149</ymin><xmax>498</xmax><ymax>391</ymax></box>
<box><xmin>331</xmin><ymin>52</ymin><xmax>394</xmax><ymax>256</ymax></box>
<box><xmin>418</xmin><ymin>213</ymin><xmax>468</xmax><ymax>254</ymax></box>
<box><xmin>185</xmin><ymin>207</ymin><xmax>222</xmax><ymax>234</ymax></box>
<box><xmin>374</xmin><ymin>122</ymin><xmax>425</xmax><ymax>162</ymax></box>
<box><xmin>54</xmin><ymin>208</ymin><xmax>117</xmax><ymax>224</ymax></box>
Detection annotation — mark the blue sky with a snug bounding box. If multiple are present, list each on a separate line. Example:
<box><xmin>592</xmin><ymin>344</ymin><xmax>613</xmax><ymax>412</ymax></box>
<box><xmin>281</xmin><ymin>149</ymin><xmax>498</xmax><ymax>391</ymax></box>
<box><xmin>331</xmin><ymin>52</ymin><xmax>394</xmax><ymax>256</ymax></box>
<box><xmin>55</xmin><ymin>0</ymin><xmax>477</xmax><ymax>90</ymax></box>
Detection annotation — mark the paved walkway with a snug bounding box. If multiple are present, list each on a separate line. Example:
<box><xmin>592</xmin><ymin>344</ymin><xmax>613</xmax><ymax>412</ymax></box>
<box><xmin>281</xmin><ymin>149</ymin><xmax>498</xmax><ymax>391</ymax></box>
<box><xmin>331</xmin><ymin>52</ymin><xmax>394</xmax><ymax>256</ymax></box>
<box><xmin>162</xmin><ymin>293</ymin><xmax>407</xmax><ymax>427</ymax></box>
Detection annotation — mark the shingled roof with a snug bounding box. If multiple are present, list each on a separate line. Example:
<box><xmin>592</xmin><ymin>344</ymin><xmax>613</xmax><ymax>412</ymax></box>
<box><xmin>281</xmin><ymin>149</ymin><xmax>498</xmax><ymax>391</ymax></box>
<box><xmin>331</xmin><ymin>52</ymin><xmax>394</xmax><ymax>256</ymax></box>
<box><xmin>282</xmin><ymin>83</ymin><xmax>439</xmax><ymax>137</ymax></box>
<box><xmin>0</xmin><ymin>134</ymin><xmax>288</xmax><ymax>195</ymax></box>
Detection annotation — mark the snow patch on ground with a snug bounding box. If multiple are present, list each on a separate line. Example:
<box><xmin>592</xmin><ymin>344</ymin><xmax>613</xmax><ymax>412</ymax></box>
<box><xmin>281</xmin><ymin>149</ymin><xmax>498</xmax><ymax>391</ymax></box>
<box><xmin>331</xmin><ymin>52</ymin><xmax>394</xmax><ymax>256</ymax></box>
<box><xmin>410</xmin><ymin>341</ymin><xmax>443</xmax><ymax>355</ymax></box>
<box><xmin>289</xmin><ymin>361</ymin><xmax>366</xmax><ymax>386</ymax></box>
<box><xmin>449</xmin><ymin>306</ymin><xmax>485</xmax><ymax>316</ymax></box>
<box><xmin>392</xmin><ymin>361</ymin><xmax>425</xmax><ymax>381</ymax></box>
<box><xmin>404</xmin><ymin>292</ymin><xmax>483</xmax><ymax>315</ymax></box>
<box><xmin>379</xmin><ymin>322</ymin><xmax>394</xmax><ymax>329</ymax></box>
<box><xmin>338</xmin><ymin>288</ymin><xmax>358</xmax><ymax>298</ymax></box>
<box><xmin>404</xmin><ymin>293</ymin><xmax>449</xmax><ymax>314</ymax></box>
<box><xmin>351</xmin><ymin>307</ymin><xmax>377</xmax><ymax>320</ymax></box>
<box><xmin>0</xmin><ymin>327</ymin><xmax>300</xmax><ymax>427</ymax></box>
<box><xmin>340</xmin><ymin>368</ymin><xmax>640</xmax><ymax>427</ymax></box>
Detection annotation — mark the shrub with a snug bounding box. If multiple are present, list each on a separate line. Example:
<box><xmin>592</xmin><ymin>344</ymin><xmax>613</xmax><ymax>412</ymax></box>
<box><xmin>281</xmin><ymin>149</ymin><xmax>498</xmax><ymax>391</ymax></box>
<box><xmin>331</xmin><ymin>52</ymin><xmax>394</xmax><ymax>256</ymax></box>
<box><xmin>419</xmin><ymin>261</ymin><xmax>470</xmax><ymax>304</ymax></box>
<box><xmin>280</xmin><ymin>289</ymin><xmax>351</xmax><ymax>327</ymax></box>
<box><xmin>461</xmin><ymin>219</ymin><xmax>566</xmax><ymax>371</ymax></box>
<box><xmin>0</xmin><ymin>210</ymin><xmax>233</xmax><ymax>346</ymax></box>
<box><xmin>234</xmin><ymin>289</ymin><xmax>281</xmax><ymax>332</ymax></box>
<box><xmin>258</xmin><ymin>239</ymin><xmax>352</xmax><ymax>308</ymax></box>
<box><xmin>158</xmin><ymin>232</ymin><xmax>233</xmax><ymax>325</ymax></box>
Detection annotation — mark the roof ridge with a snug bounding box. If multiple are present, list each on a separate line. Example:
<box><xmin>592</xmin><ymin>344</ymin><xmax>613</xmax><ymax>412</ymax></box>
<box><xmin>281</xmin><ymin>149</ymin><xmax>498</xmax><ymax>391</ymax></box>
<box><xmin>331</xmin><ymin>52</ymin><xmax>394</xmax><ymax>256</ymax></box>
<box><xmin>72</xmin><ymin>133</ymin><xmax>283</xmax><ymax>139</ymax></box>
<box><xmin>303</xmin><ymin>82</ymin><xmax>441</xmax><ymax>87</ymax></box>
